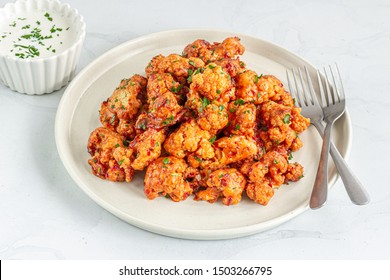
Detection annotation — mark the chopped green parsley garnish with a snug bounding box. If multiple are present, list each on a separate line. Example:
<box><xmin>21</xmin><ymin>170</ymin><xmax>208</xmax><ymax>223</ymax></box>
<box><xmin>254</xmin><ymin>74</ymin><xmax>263</xmax><ymax>83</ymax></box>
<box><xmin>283</xmin><ymin>114</ymin><xmax>291</xmax><ymax>124</ymax></box>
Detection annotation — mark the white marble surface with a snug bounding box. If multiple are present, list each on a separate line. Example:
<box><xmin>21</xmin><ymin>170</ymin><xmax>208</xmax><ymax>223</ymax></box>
<box><xmin>0</xmin><ymin>0</ymin><xmax>389</xmax><ymax>259</ymax></box>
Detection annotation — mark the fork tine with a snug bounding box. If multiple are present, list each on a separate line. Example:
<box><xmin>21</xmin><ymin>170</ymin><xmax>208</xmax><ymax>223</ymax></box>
<box><xmin>334</xmin><ymin>63</ymin><xmax>345</xmax><ymax>100</ymax></box>
<box><xmin>290</xmin><ymin>68</ymin><xmax>305</xmax><ymax>107</ymax></box>
<box><xmin>297</xmin><ymin>67</ymin><xmax>310</xmax><ymax>106</ymax></box>
<box><xmin>323</xmin><ymin>67</ymin><xmax>333</xmax><ymax>105</ymax></box>
<box><xmin>286</xmin><ymin>69</ymin><xmax>301</xmax><ymax>107</ymax></box>
<box><xmin>286</xmin><ymin>70</ymin><xmax>297</xmax><ymax>103</ymax></box>
<box><xmin>304</xmin><ymin>66</ymin><xmax>320</xmax><ymax>106</ymax></box>
<box><xmin>316</xmin><ymin>69</ymin><xmax>326</xmax><ymax>107</ymax></box>
<box><xmin>329</xmin><ymin>65</ymin><xmax>341</xmax><ymax>103</ymax></box>
<box><xmin>292</xmin><ymin>68</ymin><xmax>309</xmax><ymax>107</ymax></box>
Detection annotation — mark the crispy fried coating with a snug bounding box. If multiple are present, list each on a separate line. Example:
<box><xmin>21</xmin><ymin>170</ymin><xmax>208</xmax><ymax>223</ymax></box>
<box><xmin>183</xmin><ymin>37</ymin><xmax>245</xmax><ymax>63</ymax></box>
<box><xmin>258</xmin><ymin>101</ymin><xmax>309</xmax><ymax>152</ymax></box>
<box><xmin>100</xmin><ymin>100</ymin><xmax>118</xmax><ymax>130</ymax></box>
<box><xmin>235</xmin><ymin>72</ymin><xmax>290</xmax><ymax>105</ymax></box>
<box><xmin>164</xmin><ymin>120</ymin><xmax>211</xmax><ymax>158</ymax></box>
<box><xmin>196</xmin><ymin>100</ymin><xmax>229</xmax><ymax>134</ymax></box>
<box><xmin>188</xmin><ymin>135</ymin><xmax>258</xmax><ymax>170</ymax></box>
<box><xmin>87</xmin><ymin>127</ymin><xmax>134</xmax><ymax>182</ymax></box>
<box><xmin>190</xmin><ymin>63</ymin><xmax>233</xmax><ymax>103</ymax></box>
<box><xmin>144</xmin><ymin>156</ymin><xmax>193</xmax><ymax>202</ymax></box>
<box><xmin>245</xmin><ymin>151</ymin><xmax>290</xmax><ymax>205</ymax></box>
<box><xmin>225</xmin><ymin>103</ymin><xmax>256</xmax><ymax>137</ymax></box>
<box><xmin>129</xmin><ymin>128</ymin><xmax>166</xmax><ymax>170</ymax></box>
<box><xmin>212</xmin><ymin>37</ymin><xmax>245</xmax><ymax>60</ymax></box>
<box><xmin>115</xmin><ymin>119</ymin><xmax>136</xmax><ymax>139</ymax></box>
<box><xmin>214</xmin><ymin>58</ymin><xmax>246</xmax><ymax>78</ymax></box>
<box><xmin>145</xmin><ymin>54</ymin><xmax>204</xmax><ymax>79</ymax></box>
<box><xmin>136</xmin><ymin>91</ymin><xmax>184</xmax><ymax>129</ymax></box>
<box><xmin>107</xmin><ymin>74</ymin><xmax>147</xmax><ymax>120</ymax></box>
<box><xmin>215</xmin><ymin>136</ymin><xmax>258</xmax><ymax>166</ymax></box>
<box><xmin>88</xmin><ymin>37</ymin><xmax>310</xmax><ymax>206</ymax></box>
<box><xmin>99</xmin><ymin>74</ymin><xmax>147</xmax><ymax>140</ymax></box>
<box><xmin>146</xmin><ymin>73</ymin><xmax>183</xmax><ymax>103</ymax></box>
<box><xmin>246</xmin><ymin>181</ymin><xmax>275</xmax><ymax>206</ymax></box>
<box><xmin>285</xmin><ymin>162</ymin><xmax>304</xmax><ymax>182</ymax></box>
<box><xmin>195</xmin><ymin>168</ymin><xmax>246</xmax><ymax>205</ymax></box>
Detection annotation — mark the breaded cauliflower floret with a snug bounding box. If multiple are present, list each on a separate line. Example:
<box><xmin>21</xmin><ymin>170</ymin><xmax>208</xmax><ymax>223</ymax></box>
<box><xmin>195</xmin><ymin>168</ymin><xmax>246</xmax><ymax>206</ymax></box>
<box><xmin>146</xmin><ymin>73</ymin><xmax>183</xmax><ymax>103</ymax></box>
<box><xmin>145</xmin><ymin>54</ymin><xmax>204</xmax><ymax>80</ymax></box>
<box><xmin>285</xmin><ymin>162</ymin><xmax>304</xmax><ymax>182</ymax></box>
<box><xmin>99</xmin><ymin>74</ymin><xmax>147</xmax><ymax>140</ymax></box>
<box><xmin>107</xmin><ymin>74</ymin><xmax>147</xmax><ymax>120</ymax></box>
<box><xmin>212</xmin><ymin>37</ymin><xmax>245</xmax><ymax>60</ymax></box>
<box><xmin>188</xmin><ymin>135</ymin><xmax>257</xmax><ymax>170</ymax></box>
<box><xmin>144</xmin><ymin>156</ymin><xmax>193</xmax><ymax>202</ymax></box>
<box><xmin>136</xmin><ymin>91</ymin><xmax>184</xmax><ymax>129</ymax></box>
<box><xmin>182</xmin><ymin>39</ymin><xmax>213</xmax><ymax>61</ymax></box>
<box><xmin>183</xmin><ymin>37</ymin><xmax>245</xmax><ymax>63</ymax></box>
<box><xmin>245</xmin><ymin>150</ymin><xmax>294</xmax><ymax>205</ymax></box>
<box><xmin>87</xmin><ymin>127</ymin><xmax>134</xmax><ymax>182</ymax></box>
<box><xmin>99</xmin><ymin>100</ymin><xmax>118</xmax><ymax>130</ymax></box>
<box><xmin>235</xmin><ymin>72</ymin><xmax>289</xmax><ymax>105</ymax></box>
<box><xmin>196</xmin><ymin>100</ymin><xmax>229</xmax><ymax>134</ymax></box>
<box><xmin>129</xmin><ymin>128</ymin><xmax>166</xmax><ymax>170</ymax></box>
<box><xmin>258</xmin><ymin>101</ymin><xmax>309</xmax><ymax>152</ymax></box>
<box><xmin>246</xmin><ymin>181</ymin><xmax>275</xmax><ymax>206</ymax></box>
<box><xmin>215</xmin><ymin>135</ymin><xmax>258</xmax><ymax>166</ymax></box>
<box><xmin>225</xmin><ymin>103</ymin><xmax>256</xmax><ymax>137</ymax></box>
<box><xmin>190</xmin><ymin>63</ymin><xmax>233</xmax><ymax>103</ymax></box>
<box><xmin>214</xmin><ymin>58</ymin><xmax>246</xmax><ymax>78</ymax></box>
<box><xmin>115</xmin><ymin>118</ymin><xmax>136</xmax><ymax>139</ymax></box>
<box><xmin>164</xmin><ymin>119</ymin><xmax>211</xmax><ymax>158</ymax></box>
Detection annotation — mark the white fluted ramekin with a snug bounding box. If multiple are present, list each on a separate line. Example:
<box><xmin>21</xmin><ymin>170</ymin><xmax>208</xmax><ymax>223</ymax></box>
<box><xmin>0</xmin><ymin>0</ymin><xmax>86</xmax><ymax>95</ymax></box>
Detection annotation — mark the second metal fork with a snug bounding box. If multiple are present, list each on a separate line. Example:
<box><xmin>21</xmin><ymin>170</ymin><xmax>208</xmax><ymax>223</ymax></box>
<box><xmin>287</xmin><ymin>65</ymin><xmax>370</xmax><ymax>208</ymax></box>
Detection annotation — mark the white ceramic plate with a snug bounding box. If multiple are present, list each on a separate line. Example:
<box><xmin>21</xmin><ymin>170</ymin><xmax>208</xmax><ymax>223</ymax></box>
<box><xmin>55</xmin><ymin>29</ymin><xmax>352</xmax><ymax>240</ymax></box>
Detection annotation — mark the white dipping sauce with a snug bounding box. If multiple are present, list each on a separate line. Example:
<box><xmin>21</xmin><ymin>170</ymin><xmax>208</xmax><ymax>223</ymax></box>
<box><xmin>0</xmin><ymin>10</ymin><xmax>77</xmax><ymax>59</ymax></box>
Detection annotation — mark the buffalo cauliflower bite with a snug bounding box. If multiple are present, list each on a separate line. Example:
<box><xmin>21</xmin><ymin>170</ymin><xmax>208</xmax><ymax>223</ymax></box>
<box><xmin>212</xmin><ymin>37</ymin><xmax>245</xmax><ymax>60</ymax></box>
<box><xmin>136</xmin><ymin>91</ymin><xmax>184</xmax><ymax>129</ymax></box>
<box><xmin>144</xmin><ymin>156</ymin><xmax>193</xmax><ymax>202</ymax></box>
<box><xmin>183</xmin><ymin>37</ymin><xmax>245</xmax><ymax>63</ymax></box>
<box><xmin>215</xmin><ymin>136</ymin><xmax>258</xmax><ymax>166</ymax></box>
<box><xmin>87</xmin><ymin>127</ymin><xmax>134</xmax><ymax>182</ymax></box>
<box><xmin>88</xmin><ymin>37</ymin><xmax>310</xmax><ymax>206</ymax></box>
<box><xmin>285</xmin><ymin>162</ymin><xmax>304</xmax><ymax>182</ymax></box>
<box><xmin>195</xmin><ymin>168</ymin><xmax>246</xmax><ymax>206</ymax></box>
<box><xmin>146</xmin><ymin>73</ymin><xmax>183</xmax><ymax>103</ymax></box>
<box><xmin>100</xmin><ymin>100</ymin><xmax>119</xmax><ymax>130</ymax></box>
<box><xmin>189</xmin><ymin>135</ymin><xmax>257</xmax><ymax>170</ymax></box>
<box><xmin>245</xmin><ymin>150</ymin><xmax>303</xmax><ymax>205</ymax></box>
<box><xmin>258</xmin><ymin>100</ymin><xmax>309</xmax><ymax>152</ymax></box>
<box><xmin>214</xmin><ymin>58</ymin><xmax>246</xmax><ymax>78</ymax></box>
<box><xmin>129</xmin><ymin>128</ymin><xmax>166</xmax><ymax>170</ymax></box>
<box><xmin>164</xmin><ymin>120</ymin><xmax>211</xmax><ymax>158</ymax></box>
<box><xmin>246</xmin><ymin>181</ymin><xmax>275</xmax><ymax>206</ymax></box>
<box><xmin>235</xmin><ymin>72</ymin><xmax>289</xmax><ymax>105</ymax></box>
<box><xmin>99</xmin><ymin>74</ymin><xmax>147</xmax><ymax>140</ymax></box>
<box><xmin>190</xmin><ymin>63</ymin><xmax>233</xmax><ymax>103</ymax></box>
<box><xmin>225</xmin><ymin>103</ymin><xmax>256</xmax><ymax>137</ymax></box>
<box><xmin>107</xmin><ymin>74</ymin><xmax>147</xmax><ymax>120</ymax></box>
<box><xmin>196</xmin><ymin>100</ymin><xmax>229</xmax><ymax>134</ymax></box>
<box><xmin>145</xmin><ymin>54</ymin><xmax>204</xmax><ymax>80</ymax></box>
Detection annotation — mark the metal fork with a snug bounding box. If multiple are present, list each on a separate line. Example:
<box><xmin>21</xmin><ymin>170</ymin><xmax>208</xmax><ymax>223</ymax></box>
<box><xmin>286</xmin><ymin>66</ymin><xmax>370</xmax><ymax>208</ymax></box>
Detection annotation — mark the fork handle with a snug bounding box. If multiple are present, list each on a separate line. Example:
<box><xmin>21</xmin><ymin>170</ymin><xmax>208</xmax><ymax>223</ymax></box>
<box><xmin>310</xmin><ymin>122</ymin><xmax>333</xmax><ymax>209</ymax></box>
<box><xmin>314</xmin><ymin>122</ymin><xmax>370</xmax><ymax>205</ymax></box>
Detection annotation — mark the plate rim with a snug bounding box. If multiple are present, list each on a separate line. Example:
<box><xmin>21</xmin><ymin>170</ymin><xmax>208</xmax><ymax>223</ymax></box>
<box><xmin>55</xmin><ymin>28</ymin><xmax>353</xmax><ymax>240</ymax></box>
